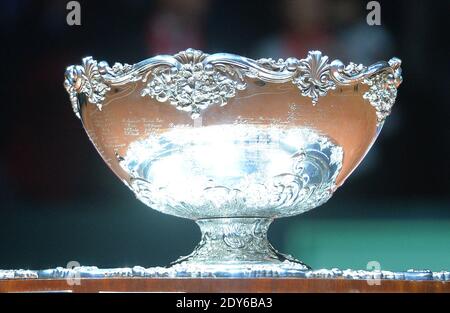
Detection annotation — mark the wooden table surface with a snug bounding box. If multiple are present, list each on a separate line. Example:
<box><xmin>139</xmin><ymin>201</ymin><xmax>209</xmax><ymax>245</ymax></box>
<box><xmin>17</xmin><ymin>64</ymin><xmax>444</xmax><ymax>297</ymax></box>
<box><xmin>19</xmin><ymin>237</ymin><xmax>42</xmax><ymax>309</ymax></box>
<box><xmin>1</xmin><ymin>278</ymin><xmax>449</xmax><ymax>293</ymax></box>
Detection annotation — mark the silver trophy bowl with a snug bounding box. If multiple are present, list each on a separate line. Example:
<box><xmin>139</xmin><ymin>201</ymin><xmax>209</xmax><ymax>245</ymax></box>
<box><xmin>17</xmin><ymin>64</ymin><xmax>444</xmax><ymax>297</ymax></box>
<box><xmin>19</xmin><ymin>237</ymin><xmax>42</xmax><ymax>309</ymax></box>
<box><xmin>64</xmin><ymin>48</ymin><xmax>402</xmax><ymax>276</ymax></box>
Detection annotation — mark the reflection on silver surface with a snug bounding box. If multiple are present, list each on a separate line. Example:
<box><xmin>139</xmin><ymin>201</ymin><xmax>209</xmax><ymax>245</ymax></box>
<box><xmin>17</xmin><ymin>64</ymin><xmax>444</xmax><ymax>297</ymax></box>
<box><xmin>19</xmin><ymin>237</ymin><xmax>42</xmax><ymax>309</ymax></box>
<box><xmin>63</xmin><ymin>49</ymin><xmax>403</xmax><ymax>275</ymax></box>
<box><xmin>1</xmin><ymin>267</ymin><xmax>448</xmax><ymax>280</ymax></box>
<box><xmin>120</xmin><ymin>125</ymin><xmax>342</xmax><ymax>219</ymax></box>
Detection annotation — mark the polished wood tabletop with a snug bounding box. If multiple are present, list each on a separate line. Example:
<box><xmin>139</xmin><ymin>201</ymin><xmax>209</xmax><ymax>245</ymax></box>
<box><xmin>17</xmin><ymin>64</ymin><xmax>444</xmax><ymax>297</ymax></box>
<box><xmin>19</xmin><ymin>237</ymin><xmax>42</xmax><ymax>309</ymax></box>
<box><xmin>0</xmin><ymin>278</ymin><xmax>449</xmax><ymax>293</ymax></box>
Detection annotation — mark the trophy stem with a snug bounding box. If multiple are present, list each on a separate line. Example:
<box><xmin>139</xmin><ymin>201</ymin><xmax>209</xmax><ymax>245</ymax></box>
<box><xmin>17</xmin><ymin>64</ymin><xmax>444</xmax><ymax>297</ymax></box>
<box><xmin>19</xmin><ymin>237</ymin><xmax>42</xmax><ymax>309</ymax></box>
<box><xmin>170</xmin><ymin>217</ymin><xmax>310</xmax><ymax>277</ymax></box>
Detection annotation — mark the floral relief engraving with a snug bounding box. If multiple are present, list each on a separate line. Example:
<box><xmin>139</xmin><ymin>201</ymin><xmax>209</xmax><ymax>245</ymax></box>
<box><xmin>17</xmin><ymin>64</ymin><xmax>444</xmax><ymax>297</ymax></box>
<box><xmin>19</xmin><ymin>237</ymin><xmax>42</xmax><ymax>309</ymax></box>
<box><xmin>141</xmin><ymin>50</ymin><xmax>246</xmax><ymax>119</ymax></box>
<box><xmin>363</xmin><ymin>72</ymin><xmax>398</xmax><ymax>123</ymax></box>
<box><xmin>64</xmin><ymin>49</ymin><xmax>401</xmax><ymax>123</ymax></box>
<box><xmin>120</xmin><ymin>127</ymin><xmax>343</xmax><ymax>220</ymax></box>
<box><xmin>176</xmin><ymin>218</ymin><xmax>275</xmax><ymax>264</ymax></box>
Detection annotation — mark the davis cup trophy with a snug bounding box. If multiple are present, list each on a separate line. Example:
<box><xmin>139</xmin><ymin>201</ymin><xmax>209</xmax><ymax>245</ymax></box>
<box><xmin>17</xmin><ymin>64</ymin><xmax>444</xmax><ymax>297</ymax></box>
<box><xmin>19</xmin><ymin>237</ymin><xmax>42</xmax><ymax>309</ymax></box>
<box><xmin>64</xmin><ymin>49</ymin><xmax>402</xmax><ymax>277</ymax></box>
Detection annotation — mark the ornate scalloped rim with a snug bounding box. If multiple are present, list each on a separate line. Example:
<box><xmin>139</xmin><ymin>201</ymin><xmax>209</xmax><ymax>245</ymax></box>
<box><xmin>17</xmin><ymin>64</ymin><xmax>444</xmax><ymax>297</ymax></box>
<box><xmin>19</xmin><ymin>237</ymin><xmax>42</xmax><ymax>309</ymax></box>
<box><xmin>64</xmin><ymin>48</ymin><xmax>402</xmax><ymax>124</ymax></box>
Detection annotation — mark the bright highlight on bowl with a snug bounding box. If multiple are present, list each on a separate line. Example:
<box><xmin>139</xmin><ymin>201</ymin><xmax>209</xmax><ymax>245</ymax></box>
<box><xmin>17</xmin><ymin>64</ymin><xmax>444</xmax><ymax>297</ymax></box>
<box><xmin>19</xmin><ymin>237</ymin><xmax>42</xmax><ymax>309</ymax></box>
<box><xmin>65</xmin><ymin>48</ymin><xmax>402</xmax><ymax>277</ymax></box>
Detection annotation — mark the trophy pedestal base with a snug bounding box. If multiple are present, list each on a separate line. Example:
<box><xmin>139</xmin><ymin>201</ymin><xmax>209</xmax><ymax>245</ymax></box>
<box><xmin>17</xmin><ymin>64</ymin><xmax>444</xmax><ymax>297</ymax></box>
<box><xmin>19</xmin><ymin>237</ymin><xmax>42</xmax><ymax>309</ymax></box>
<box><xmin>170</xmin><ymin>217</ymin><xmax>310</xmax><ymax>277</ymax></box>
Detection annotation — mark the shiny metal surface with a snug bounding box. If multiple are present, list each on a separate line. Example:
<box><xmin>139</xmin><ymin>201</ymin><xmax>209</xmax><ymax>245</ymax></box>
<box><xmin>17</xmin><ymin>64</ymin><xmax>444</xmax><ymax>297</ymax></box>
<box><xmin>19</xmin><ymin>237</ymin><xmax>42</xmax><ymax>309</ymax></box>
<box><xmin>1</xmin><ymin>267</ymin><xmax>448</xmax><ymax>281</ymax></box>
<box><xmin>63</xmin><ymin>49</ymin><xmax>402</xmax><ymax>275</ymax></box>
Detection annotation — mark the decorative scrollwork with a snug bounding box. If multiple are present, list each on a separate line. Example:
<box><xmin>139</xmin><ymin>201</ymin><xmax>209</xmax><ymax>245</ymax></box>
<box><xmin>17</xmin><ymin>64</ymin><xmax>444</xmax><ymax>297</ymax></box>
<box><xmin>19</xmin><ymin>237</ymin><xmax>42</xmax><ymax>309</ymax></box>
<box><xmin>119</xmin><ymin>126</ymin><xmax>343</xmax><ymax>219</ymax></box>
<box><xmin>1</xmin><ymin>266</ymin><xmax>447</xmax><ymax>280</ymax></box>
<box><xmin>293</xmin><ymin>51</ymin><xmax>336</xmax><ymax>105</ymax></box>
<box><xmin>342</xmin><ymin>62</ymin><xmax>367</xmax><ymax>76</ymax></box>
<box><xmin>64</xmin><ymin>57</ymin><xmax>111</xmax><ymax>117</ymax></box>
<box><xmin>256</xmin><ymin>57</ymin><xmax>299</xmax><ymax>72</ymax></box>
<box><xmin>102</xmin><ymin>61</ymin><xmax>134</xmax><ymax>76</ymax></box>
<box><xmin>177</xmin><ymin>218</ymin><xmax>276</xmax><ymax>263</ymax></box>
<box><xmin>130</xmin><ymin>178</ymin><xmax>156</xmax><ymax>207</ymax></box>
<box><xmin>64</xmin><ymin>58</ymin><xmax>140</xmax><ymax>117</ymax></box>
<box><xmin>65</xmin><ymin>49</ymin><xmax>402</xmax><ymax>123</ymax></box>
<box><xmin>141</xmin><ymin>49</ymin><xmax>247</xmax><ymax>119</ymax></box>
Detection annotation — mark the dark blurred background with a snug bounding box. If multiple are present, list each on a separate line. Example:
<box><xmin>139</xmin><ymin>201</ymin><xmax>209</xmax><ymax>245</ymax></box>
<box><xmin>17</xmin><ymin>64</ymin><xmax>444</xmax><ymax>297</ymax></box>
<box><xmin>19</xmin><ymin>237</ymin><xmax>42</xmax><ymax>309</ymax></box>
<box><xmin>0</xmin><ymin>0</ymin><xmax>449</xmax><ymax>271</ymax></box>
